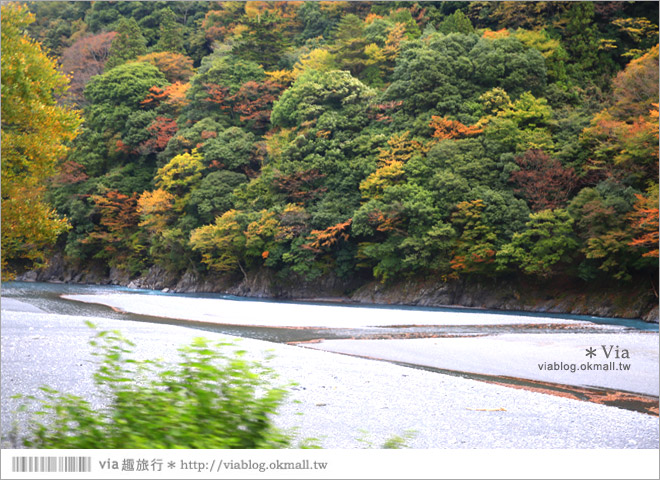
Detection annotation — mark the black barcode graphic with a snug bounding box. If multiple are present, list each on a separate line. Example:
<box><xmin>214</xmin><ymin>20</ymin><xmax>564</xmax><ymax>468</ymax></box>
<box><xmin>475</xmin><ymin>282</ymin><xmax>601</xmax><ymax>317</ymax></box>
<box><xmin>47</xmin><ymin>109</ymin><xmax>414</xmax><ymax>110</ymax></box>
<box><xmin>12</xmin><ymin>456</ymin><xmax>92</xmax><ymax>473</ymax></box>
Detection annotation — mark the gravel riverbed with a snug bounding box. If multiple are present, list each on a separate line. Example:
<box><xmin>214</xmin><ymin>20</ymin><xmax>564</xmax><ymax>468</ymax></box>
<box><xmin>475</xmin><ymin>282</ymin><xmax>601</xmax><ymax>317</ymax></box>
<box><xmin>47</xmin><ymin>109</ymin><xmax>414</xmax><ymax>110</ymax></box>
<box><xmin>2</xmin><ymin>303</ymin><xmax>658</xmax><ymax>449</ymax></box>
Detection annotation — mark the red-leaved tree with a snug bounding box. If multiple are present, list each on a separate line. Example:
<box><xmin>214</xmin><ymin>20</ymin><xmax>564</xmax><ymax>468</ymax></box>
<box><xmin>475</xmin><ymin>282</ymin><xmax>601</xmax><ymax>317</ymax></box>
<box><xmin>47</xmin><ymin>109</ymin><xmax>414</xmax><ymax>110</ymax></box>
<box><xmin>59</xmin><ymin>31</ymin><xmax>116</xmax><ymax>106</ymax></box>
<box><xmin>510</xmin><ymin>149</ymin><xmax>578</xmax><ymax>211</ymax></box>
<box><xmin>83</xmin><ymin>191</ymin><xmax>142</xmax><ymax>270</ymax></box>
<box><xmin>138</xmin><ymin>116</ymin><xmax>179</xmax><ymax>154</ymax></box>
<box><xmin>273</xmin><ymin>169</ymin><xmax>327</xmax><ymax>204</ymax></box>
<box><xmin>228</xmin><ymin>80</ymin><xmax>284</xmax><ymax>132</ymax></box>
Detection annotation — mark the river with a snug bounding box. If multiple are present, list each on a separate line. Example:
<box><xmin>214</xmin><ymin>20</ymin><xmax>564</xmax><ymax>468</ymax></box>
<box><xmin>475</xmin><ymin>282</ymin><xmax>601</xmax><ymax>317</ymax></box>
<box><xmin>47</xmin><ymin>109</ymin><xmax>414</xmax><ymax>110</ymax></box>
<box><xmin>1</xmin><ymin>281</ymin><xmax>658</xmax><ymax>448</ymax></box>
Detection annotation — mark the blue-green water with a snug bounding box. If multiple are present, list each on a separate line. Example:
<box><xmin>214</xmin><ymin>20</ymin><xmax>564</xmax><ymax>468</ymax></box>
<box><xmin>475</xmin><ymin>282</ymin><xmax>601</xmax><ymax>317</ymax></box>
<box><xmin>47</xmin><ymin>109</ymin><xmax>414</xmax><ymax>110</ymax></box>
<box><xmin>1</xmin><ymin>281</ymin><xmax>657</xmax><ymax>337</ymax></box>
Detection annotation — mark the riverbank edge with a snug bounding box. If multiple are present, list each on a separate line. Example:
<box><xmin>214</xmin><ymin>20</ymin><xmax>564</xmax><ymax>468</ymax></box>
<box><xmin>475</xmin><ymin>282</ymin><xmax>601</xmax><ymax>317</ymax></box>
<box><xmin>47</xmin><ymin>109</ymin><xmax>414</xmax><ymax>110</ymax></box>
<box><xmin>16</xmin><ymin>255</ymin><xmax>659</xmax><ymax>323</ymax></box>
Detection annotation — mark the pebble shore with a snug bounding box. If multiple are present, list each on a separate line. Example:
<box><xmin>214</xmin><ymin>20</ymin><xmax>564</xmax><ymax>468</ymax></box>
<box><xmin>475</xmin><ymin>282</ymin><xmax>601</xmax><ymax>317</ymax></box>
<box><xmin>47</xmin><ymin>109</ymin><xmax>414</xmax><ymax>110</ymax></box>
<box><xmin>2</xmin><ymin>303</ymin><xmax>658</xmax><ymax>449</ymax></box>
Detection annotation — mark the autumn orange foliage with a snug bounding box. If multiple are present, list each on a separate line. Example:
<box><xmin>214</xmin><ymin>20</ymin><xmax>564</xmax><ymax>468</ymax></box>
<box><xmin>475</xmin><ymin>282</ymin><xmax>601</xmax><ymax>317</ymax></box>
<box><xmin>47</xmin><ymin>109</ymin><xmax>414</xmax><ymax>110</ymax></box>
<box><xmin>84</xmin><ymin>191</ymin><xmax>140</xmax><ymax>260</ymax></box>
<box><xmin>628</xmin><ymin>192</ymin><xmax>659</xmax><ymax>258</ymax></box>
<box><xmin>482</xmin><ymin>29</ymin><xmax>510</xmax><ymax>40</ymax></box>
<box><xmin>141</xmin><ymin>82</ymin><xmax>190</xmax><ymax>112</ymax></box>
<box><xmin>510</xmin><ymin>149</ymin><xmax>578</xmax><ymax>212</ymax></box>
<box><xmin>367</xmin><ymin>209</ymin><xmax>406</xmax><ymax>235</ymax></box>
<box><xmin>429</xmin><ymin>116</ymin><xmax>483</xmax><ymax>141</ymax></box>
<box><xmin>302</xmin><ymin>219</ymin><xmax>353</xmax><ymax>252</ymax></box>
<box><xmin>230</xmin><ymin>80</ymin><xmax>284</xmax><ymax>130</ymax></box>
<box><xmin>203</xmin><ymin>83</ymin><xmax>231</xmax><ymax>109</ymax></box>
<box><xmin>137</xmin><ymin>116</ymin><xmax>178</xmax><ymax>154</ymax></box>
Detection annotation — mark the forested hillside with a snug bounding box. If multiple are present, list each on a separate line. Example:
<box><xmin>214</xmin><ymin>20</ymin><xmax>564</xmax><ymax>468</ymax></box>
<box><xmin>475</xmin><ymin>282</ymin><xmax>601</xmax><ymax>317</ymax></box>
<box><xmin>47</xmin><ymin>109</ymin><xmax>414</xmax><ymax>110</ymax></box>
<box><xmin>3</xmin><ymin>1</ymin><xmax>659</xmax><ymax>309</ymax></box>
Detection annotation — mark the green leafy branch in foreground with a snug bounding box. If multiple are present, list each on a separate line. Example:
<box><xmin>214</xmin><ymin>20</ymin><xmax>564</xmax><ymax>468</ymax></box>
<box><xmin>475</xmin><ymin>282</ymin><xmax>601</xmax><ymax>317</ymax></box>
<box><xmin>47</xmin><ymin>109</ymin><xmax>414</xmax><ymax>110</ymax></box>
<box><xmin>11</xmin><ymin>321</ymin><xmax>292</xmax><ymax>448</ymax></box>
<box><xmin>9</xmin><ymin>321</ymin><xmax>414</xmax><ymax>449</ymax></box>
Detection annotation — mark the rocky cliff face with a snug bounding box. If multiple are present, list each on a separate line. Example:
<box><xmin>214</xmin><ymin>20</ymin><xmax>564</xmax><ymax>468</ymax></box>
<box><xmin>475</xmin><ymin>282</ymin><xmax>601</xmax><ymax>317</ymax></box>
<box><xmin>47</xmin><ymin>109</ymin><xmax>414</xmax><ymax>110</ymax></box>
<box><xmin>17</xmin><ymin>256</ymin><xmax>659</xmax><ymax>323</ymax></box>
<box><xmin>349</xmin><ymin>277</ymin><xmax>659</xmax><ymax>323</ymax></box>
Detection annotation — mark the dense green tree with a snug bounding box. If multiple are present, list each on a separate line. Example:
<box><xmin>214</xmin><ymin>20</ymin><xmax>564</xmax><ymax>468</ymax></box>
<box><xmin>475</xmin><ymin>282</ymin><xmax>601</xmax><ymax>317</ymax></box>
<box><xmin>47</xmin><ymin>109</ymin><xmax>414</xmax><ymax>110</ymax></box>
<box><xmin>72</xmin><ymin>62</ymin><xmax>166</xmax><ymax>177</ymax></box>
<box><xmin>271</xmin><ymin>70</ymin><xmax>379</xmax><ymax>227</ymax></box>
<box><xmin>437</xmin><ymin>10</ymin><xmax>474</xmax><ymax>35</ymax></box>
<box><xmin>234</xmin><ymin>9</ymin><xmax>294</xmax><ymax>70</ymax></box>
<box><xmin>159</xmin><ymin>117</ymin><xmax>223</xmax><ymax>165</ymax></box>
<box><xmin>385</xmin><ymin>32</ymin><xmax>546</xmax><ymax>133</ymax></box>
<box><xmin>155</xmin><ymin>8</ymin><xmax>184</xmax><ymax>53</ymax></box>
<box><xmin>296</xmin><ymin>1</ymin><xmax>338</xmax><ymax>42</ymax></box>
<box><xmin>202</xmin><ymin>127</ymin><xmax>257</xmax><ymax>173</ymax></box>
<box><xmin>330</xmin><ymin>14</ymin><xmax>370</xmax><ymax>79</ymax></box>
<box><xmin>188</xmin><ymin>171</ymin><xmax>248</xmax><ymax>224</ymax></box>
<box><xmin>26</xmin><ymin>1</ymin><xmax>90</xmax><ymax>56</ymax></box>
<box><xmin>514</xmin><ymin>28</ymin><xmax>569</xmax><ymax>86</ymax></box>
<box><xmin>85</xmin><ymin>61</ymin><xmax>165</xmax><ymax>130</ymax></box>
<box><xmin>497</xmin><ymin>209</ymin><xmax>578</xmax><ymax>278</ymax></box>
<box><xmin>470</xmin><ymin>37</ymin><xmax>547</xmax><ymax>97</ymax></box>
<box><xmin>272</xmin><ymin>69</ymin><xmax>375</xmax><ymax>129</ymax></box>
<box><xmin>561</xmin><ymin>2</ymin><xmax>602</xmax><ymax>84</ymax></box>
<box><xmin>105</xmin><ymin>17</ymin><xmax>148</xmax><ymax>70</ymax></box>
<box><xmin>85</xmin><ymin>1</ymin><xmax>124</xmax><ymax>33</ymax></box>
<box><xmin>421</xmin><ymin>139</ymin><xmax>503</xmax><ymax>196</ymax></box>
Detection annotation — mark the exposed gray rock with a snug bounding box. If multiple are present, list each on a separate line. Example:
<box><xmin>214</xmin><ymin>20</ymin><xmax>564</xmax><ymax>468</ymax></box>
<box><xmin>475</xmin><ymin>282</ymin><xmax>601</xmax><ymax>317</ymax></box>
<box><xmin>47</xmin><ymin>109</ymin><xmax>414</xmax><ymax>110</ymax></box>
<box><xmin>17</xmin><ymin>270</ymin><xmax>38</xmax><ymax>282</ymax></box>
<box><xmin>349</xmin><ymin>277</ymin><xmax>658</xmax><ymax>323</ymax></box>
<box><xmin>129</xmin><ymin>265</ymin><xmax>178</xmax><ymax>290</ymax></box>
<box><xmin>174</xmin><ymin>271</ymin><xmax>198</xmax><ymax>292</ymax></box>
<box><xmin>227</xmin><ymin>268</ymin><xmax>275</xmax><ymax>297</ymax></box>
<box><xmin>643</xmin><ymin>305</ymin><xmax>659</xmax><ymax>324</ymax></box>
<box><xmin>108</xmin><ymin>267</ymin><xmax>130</xmax><ymax>286</ymax></box>
<box><xmin>17</xmin><ymin>257</ymin><xmax>659</xmax><ymax>323</ymax></box>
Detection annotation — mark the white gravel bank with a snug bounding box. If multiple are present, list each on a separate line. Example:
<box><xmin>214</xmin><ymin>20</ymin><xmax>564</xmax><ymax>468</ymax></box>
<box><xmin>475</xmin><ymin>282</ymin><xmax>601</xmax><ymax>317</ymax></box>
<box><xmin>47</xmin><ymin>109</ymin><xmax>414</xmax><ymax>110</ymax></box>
<box><xmin>2</xmin><ymin>309</ymin><xmax>658</xmax><ymax>449</ymax></box>
<box><xmin>61</xmin><ymin>293</ymin><xmax>603</xmax><ymax>328</ymax></box>
<box><xmin>303</xmin><ymin>333</ymin><xmax>659</xmax><ymax>396</ymax></box>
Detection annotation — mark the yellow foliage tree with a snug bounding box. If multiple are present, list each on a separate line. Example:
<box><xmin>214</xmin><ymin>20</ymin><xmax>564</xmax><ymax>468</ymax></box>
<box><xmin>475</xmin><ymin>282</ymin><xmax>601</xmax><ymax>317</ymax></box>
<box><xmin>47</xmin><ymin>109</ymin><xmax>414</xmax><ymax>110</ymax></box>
<box><xmin>292</xmin><ymin>49</ymin><xmax>336</xmax><ymax>78</ymax></box>
<box><xmin>155</xmin><ymin>150</ymin><xmax>204</xmax><ymax>208</ymax></box>
<box><xmin>190</xmin><ymin>209</ymin><xmax>248</xmax><ymax>279</ymax></box>
<box><xmin>137</xmin><ymin>189</ymin><xmax>176</xmax><ymax>234</ymax></box>
<box><xmin>360</xmin><ymin>132</ymin><xmax>429</xmax><ymax>199</ymax></box>
<box><xmin>1</xmin><ymin>4</ymin><xmax>81</xmax><ymax>276</ymax></box>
